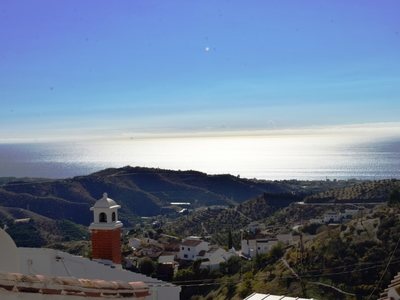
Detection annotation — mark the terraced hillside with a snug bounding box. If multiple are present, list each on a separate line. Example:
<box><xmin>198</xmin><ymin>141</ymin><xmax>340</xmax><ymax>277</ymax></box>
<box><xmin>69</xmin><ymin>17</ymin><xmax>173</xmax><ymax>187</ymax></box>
<box><xmin>167</xmin><ymin>192</ymin><xmax>301</xmax><ymax>238</ymax></box>
<box><xmin>197</xmin><ymin>205</ymin><xmax>400</xmax><ymax>300</ymax></box>
<box><xmin>304</xmin><ymin>179</ymin><xmax>400</xmax><ymax>203</ymax></box>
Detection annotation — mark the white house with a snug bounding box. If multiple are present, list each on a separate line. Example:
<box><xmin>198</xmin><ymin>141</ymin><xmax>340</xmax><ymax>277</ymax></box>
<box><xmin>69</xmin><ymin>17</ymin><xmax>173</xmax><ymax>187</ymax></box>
<box><xmin>177</xmin><ymin>237</ymin><xmax>209</xmax><ymax>261</ymax></box>
<box><xmin>177</xmin><ymin>237</ymin><xmax>237</xmax><ymax>270</ymax></box>
<box><xmin>342</xmin><ymin>208</ymin><xmax>361</xmax><ymax>219</ymax></box>
<box><xmin>309</xmin><ymin>218</ymin><xmax>324</xmax><ymax>224</ymax></box>
<box><xmin>241</xmin><ymin>238</ymin><xmax>278</xmax><ymax>259</ymax></box>
<box><xmin>323</xmin><ymin>211</ymin><xmax>341</xmax><ymax>223</ymax></box>
<box><xmin>199</xmin><ymin>247</ymin><xmax>236</xmax><ymax>271</ymax></box>
<box><xmin>276</xmin><ymin>233</ymin><xmax>299</xmax><ymax>245</ymax></box>
<box><xmin>158</xmin><ymin>253</ymin><xmax>176</xmax><ymax>264</ymax></box>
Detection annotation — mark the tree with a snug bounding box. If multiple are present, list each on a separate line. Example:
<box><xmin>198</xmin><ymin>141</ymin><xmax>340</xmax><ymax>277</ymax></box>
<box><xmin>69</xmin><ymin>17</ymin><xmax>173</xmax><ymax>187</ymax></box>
<box><xmin>138</xmin><ymin>257</ymin><xmax>156</xmax><ymax>276</ymax></box>
<box><xmin>238</xmin><ymin>272</ymin><xmax>253</xmax><ymax>298</ymax></box>
<box><xmin>174</xmin><ymin>268</ymin><xmax>195</xmax><ymax>281</ymax></box>
<box><xmin>220</xmin><ymin>256</ymin><xmax>241</xmax><ymax>275</ymax></box>
<box><xmin>269</xmin><ymin>243</ymin><xmax>284</xmax><ymax>260</ymax></box>
<box><xmin>226</xmin><ymin>277</ymin><xmax>236</xmax><ymax>298</ymax></box>
<box><xmin>389</xmin><ymin>189</ymin><xmax>400</xmax><ymax>206</ymax></box>
<box><xmin>228</xmin><ymin>230</ymin><xmax>233</xmax><ymax>249</ymax></box>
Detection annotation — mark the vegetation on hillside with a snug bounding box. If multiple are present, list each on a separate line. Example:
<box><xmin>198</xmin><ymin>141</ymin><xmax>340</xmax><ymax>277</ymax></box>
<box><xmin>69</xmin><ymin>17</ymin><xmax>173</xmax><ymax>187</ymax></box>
<box><xmin>185</xmin><ymin>203</ymin><xmax>400</xmax><ymax>300</ymax></box>
<box><xmin>0</xmin><ymin>206</ymin><xmax>89</xmax><ymax>252</ymax></box>
<box><xmin>166</xmin><ymin>193</ymin><xmax>301</xmax><ymax>248</ymax></box>
<box><xmin>0</xmin><ymin>166</ymin><xmax>332</xmax><ymax>226</ymax></box>
<box><xmin>305</xmin><ymin>179</ymin><xmax>400</xmax><ymax>203</ymax></box>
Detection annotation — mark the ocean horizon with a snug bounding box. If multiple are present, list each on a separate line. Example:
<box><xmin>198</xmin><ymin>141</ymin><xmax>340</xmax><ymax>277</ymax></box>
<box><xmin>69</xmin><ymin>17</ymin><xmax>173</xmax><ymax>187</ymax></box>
<box><xmin>1</xmin><ymin>134</ymin><xmax>400</xmax><ymax>181</ymax></box>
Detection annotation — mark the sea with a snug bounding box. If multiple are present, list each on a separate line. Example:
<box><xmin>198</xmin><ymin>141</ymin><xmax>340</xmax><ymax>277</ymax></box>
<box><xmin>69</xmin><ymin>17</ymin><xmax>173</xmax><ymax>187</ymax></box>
<box><xmin>0</xmin><ymin>135</ymin><xmax>400</xmax><ymax>180</ymax></box>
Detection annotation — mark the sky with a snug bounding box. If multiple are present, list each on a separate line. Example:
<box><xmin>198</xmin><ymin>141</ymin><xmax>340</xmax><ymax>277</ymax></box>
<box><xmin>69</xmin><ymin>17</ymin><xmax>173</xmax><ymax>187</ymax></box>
<box><xmin>0</xmin><ymin>0</ymin><xmax>400</xmax><ymax>141</ymax></box>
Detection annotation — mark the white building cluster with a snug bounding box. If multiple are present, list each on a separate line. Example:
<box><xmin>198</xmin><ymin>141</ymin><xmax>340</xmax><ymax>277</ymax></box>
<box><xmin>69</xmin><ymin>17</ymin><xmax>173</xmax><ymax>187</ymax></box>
<box><xmin>177</xmin><ymin>236</ymin><xmax>236</xmax><ymax>270</ymax></box>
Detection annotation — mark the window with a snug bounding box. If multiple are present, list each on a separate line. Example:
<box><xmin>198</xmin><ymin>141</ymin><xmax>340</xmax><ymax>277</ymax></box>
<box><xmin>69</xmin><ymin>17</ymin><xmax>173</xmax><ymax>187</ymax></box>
<box><xmin>112</xmin><ymin>212</ymin><xmax>116</xmax><ymax>222</ymax></box>
<box><xmin>99</xmin><ymin>212</ymin><xmax>107</xmax><ymax>223</ymax></box>
<box><xmin>188</xmin><ymin>247</ymin><xmax>190</xmax><ymax>251</ymax></box>
<box><xmin>182</xmin><ymin>247</ymin><xmax>184</xmax><ymax>250</ymax></box>
<box><xmin>184</xmin><ymin>254</ymin><xmax>188</xmax><ymax>258</ymax></box>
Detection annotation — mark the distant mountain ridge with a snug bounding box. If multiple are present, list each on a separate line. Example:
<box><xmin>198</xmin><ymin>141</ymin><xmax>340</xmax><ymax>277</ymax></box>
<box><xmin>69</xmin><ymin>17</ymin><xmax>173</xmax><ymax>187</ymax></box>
<box><xmin>1</xmin><ymin>166</ymin><xmax>396</xmax><ymax>230</ymax></box>
<box><xmin>0</xmin><ymin>166</ymin><xmax>304</xmax><ymax>226</ymax></box>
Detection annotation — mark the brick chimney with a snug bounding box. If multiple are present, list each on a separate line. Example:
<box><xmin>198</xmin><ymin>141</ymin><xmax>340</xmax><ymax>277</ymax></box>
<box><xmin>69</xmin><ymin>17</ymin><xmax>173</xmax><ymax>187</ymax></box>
<box><xmin>89</xmin><ymin>193</ymin><xmax>123</xmax><ymax>265</ymax></box>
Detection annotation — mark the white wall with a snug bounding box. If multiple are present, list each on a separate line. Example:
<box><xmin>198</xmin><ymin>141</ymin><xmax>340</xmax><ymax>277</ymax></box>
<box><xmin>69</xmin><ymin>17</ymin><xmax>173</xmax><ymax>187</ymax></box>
<box><xmin>201</xmin><ymin>248</ymin><xmax>234</xmax><ymax>271</ymax></box>
<box><xmin>17</xmin><ymin>248</ymin><xmax>180</xmax><ymax>300</ymax></box>
<box><xmin>0</xmin><ymin>229</ymin><xmax>20</xmax><ymax>273</ymax></box>
<box><xmin>276</xmin><ymin>234</ymin><xmax>293</xmax><ymax>245</ymax></box>
<box><xmin>241</xmin><ymin>239</ymin><xmax>278</xmax><ymax>258</ymax></box>
<box><xmin>177</xmin><ymin>241</ymin><xmax>208</xmax><ymax>261</ymax></box>
<box><xmin>256</xmin><ymin>240</ymin><xmax>278</xmax><ymax>255</ymax></box>
<box><xmin>323</xmin><ymin>213</ymin><xmax>341</xmax><ymax>223</ymax></box>
<box><xmin>241</xmin><ymin>239</ymin><xmax>257</xmax><ymax>258</ymax></box>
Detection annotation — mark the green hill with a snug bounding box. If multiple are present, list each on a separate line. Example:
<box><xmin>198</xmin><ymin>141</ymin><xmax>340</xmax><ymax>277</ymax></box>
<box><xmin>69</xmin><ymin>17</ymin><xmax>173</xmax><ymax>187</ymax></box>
<box><xmin>193</xmin><ymin>205</ymin><xmax>400</xmax><ymax>300</ymax></box>
<box><xmin>166</xmin><ymin>192</ymin><xmax>302</xmax><ymax>248</ymax></box>
<box><xmin>0</xmin><ymin>206</ymin><xmax>89</xmax><ymax>248</ymax></box>
<box><xmin>0</xmin><ymin>166</ymin><xmax>317</xmax><ymax>226</ymax></box>
<box><xmin>304</xmin><ymin>179</ymin><xmax>400</xmax><ymax>204</ymax></box>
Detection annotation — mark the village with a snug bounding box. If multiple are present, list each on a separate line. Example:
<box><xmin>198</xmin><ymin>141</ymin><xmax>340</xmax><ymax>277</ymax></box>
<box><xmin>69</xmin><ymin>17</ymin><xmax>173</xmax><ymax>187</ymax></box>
<box><xmin>123</xmin><ymin>202</ymin><xmax>371</xmax><ymax>280</ymax></box>
<box><xmin>2</xmin><ymin>190</ymin><xmax>400</xmax><ymax>300</ymax></box>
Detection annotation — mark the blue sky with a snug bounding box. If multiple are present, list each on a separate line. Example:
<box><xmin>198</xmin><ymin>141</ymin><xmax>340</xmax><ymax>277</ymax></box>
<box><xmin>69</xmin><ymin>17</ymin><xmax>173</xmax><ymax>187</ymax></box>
<box><xmin>0</xmin><ymin>0</ymin><xmax>399</xmax><ymax>140</ymax></box>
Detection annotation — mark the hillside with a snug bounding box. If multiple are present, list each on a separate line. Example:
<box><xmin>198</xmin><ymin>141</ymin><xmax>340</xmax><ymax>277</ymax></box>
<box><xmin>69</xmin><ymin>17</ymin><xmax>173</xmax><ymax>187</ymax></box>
<box><xmin>195</xmin><ymin>205</ymin><xmax>400</xmax><ymax>300</ymax></box>
<box><xmin>304</xmin><ymin>179</ymin><xmax>400</xmax><ymax>204</ymax></box>
<box><xmin>279</xmin><ymin>206</ymin><xmax>400</xmax><ymax>299</ymax></box>
<box><xmin>0</xmin><ymin>206</ymin><xmax>89</xmax><ymax>249</ymax></box>
<box><xmin>0</xmin><ymin>166</ymin><xmax>389</xmax><ymax>253</ymax></box>
<box><xmin>0</xmin><ymin>166</ymin><xmax>327</xmax><ymax>226</ymax></box>
<box><xmin>166</xmin><ymin>192</ymin><xmax>302</xmax><ymax>247</ymax></box>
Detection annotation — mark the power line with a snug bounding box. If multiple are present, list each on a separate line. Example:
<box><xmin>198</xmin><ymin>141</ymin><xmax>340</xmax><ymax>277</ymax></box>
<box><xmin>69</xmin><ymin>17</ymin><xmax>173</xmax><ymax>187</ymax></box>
<box><xmin>299</xmin><ymin>256</ymin><xmax>400</xmax><ymax>274</ymax></box>
<box><xmin>137</xmin><ymin>256</ymin><xmax>400</xmax><ymax>286</ymax></box>
<box><xmin>367</xmin><ymin>235</ymin><xmax>400</xmax><ymax>299</ymax></box>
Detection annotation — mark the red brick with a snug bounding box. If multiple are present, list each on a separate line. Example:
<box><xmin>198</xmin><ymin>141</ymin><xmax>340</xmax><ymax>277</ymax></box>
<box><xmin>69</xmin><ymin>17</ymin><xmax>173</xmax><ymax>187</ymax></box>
<box><xmin>91</xmin><ymin>228</ymin><xmax>121</xmax><ymax>264</ymax></box>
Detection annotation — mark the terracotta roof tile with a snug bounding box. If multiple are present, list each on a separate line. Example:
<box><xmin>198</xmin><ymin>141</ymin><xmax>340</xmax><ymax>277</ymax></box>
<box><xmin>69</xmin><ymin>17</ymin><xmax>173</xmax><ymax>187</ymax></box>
<box><xmin>0</xmin><ymin>272</ymin><xmax>150</xmax><ymax>298</ymax></box>
<box><xmin>182</xmin><ymin>239</ymin><xmax>202</xmax><ymax>247</ymax></box>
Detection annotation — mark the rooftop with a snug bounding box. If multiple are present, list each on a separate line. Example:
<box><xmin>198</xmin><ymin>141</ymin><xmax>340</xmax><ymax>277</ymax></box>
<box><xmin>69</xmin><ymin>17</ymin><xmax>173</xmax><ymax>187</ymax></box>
<box><xmin>244</xmin><ymin>292</ymin><xmax>315</xmax><ymax>300</ymax></box>
<box><xmin>91</xmin><ymin>193</ymin><xmax>121</xmax><ymax>210</ymax></box>
<box><xmin>0</xmin><ymin>272</ymin><xmax>149</xmax><ymax>299</ymax></box>
<box><xmin>181</xmin><ymin>239</ymin><xmax>203</xmax><ymax>247</ymax></box>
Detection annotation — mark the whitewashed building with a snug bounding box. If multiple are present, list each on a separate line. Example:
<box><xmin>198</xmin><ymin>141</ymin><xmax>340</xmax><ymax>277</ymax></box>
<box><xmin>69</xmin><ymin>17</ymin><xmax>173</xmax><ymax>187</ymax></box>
<box><xmin>177</xmin><ymin>237</ymin><xmax>209</xmax><ymax>261</ymax></box>
<box><xmin>176</xmin><ymin>236</ymin><xmax>235</xmax><ymax>270</ymax></box>
<box><xmin>343</xmin><ymin>208</ymin><xmax>361</xmax><ymax>219</ymax></box>
<box><xmin>276</xmin><ymin>233</ymin><xmax>299</xmax><ymax>245</ymax></box>
<box><xmin>199</xmin><ymin>247</ymin><xmax>235</xmax><ymax>271</ymax></box>
<box><xmin>241</xmin><ymin>238</ymin><xmax>278</xmax><ymax>259</ymax></box>
<box><xmin>323</xmin><ymin>211</ymin><xmax>341</xmax><ymax>223</ymax></box>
